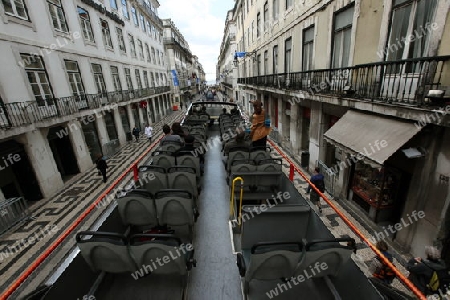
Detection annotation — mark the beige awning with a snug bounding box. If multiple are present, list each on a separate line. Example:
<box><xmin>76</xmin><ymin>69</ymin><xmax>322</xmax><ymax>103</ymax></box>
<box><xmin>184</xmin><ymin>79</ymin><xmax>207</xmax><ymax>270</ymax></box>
<box><xmin>324</xmin><ymin>110</ymin><xmax>421</xmax><ymax>165</ymax></box>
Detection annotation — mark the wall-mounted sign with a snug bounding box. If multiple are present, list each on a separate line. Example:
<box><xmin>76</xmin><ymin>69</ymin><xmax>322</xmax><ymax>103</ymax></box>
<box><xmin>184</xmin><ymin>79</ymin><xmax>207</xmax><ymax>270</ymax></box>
<box><xmin>80</xmin><ymin>0</ymin><xmax>125</xmax><ymax>26</ymax></box>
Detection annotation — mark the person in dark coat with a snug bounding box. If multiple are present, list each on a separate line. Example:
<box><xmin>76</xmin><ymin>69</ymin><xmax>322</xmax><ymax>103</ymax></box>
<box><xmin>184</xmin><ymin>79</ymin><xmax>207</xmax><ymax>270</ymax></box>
<box><xmin>96</xmin><ymin>154</ymin><xmax>108</xmax><ymax>183</ymax></box>
<box><xmin>407</xmin><ymin>246</ymin><xmax>447</xmax><ymax>295</ymax></box>
<box><xmin>132</xmin><ymin>126</ymin><xmax>140</xmax><ymax>142</ymax></box>
<box><xmin>306</xmin><ymin>167</ymin><xmax>325</xmax><ymax>213</ymax></box>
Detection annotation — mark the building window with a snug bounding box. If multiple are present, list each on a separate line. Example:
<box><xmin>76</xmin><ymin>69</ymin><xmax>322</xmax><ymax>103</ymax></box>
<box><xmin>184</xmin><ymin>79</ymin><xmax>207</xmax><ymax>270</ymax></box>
<box><xmin>263</xmin><ymin>2</ymin><xmax>268</xmax><ymax>31</ymax></box>
<box><xmin>116</xmin><ymin>27</ymin><xmax>126</xmax><ymax>52</ymax></box>
<box><xmin>121</xmin><ymin>0</ymin><xmax>128</xmax><ymax>19</ymax></box>
<box><xmin>91</xmin><ymin>63</ymin><xmax>106</xmax><ymax>95</ymax></box>
<box><xmin>264</xmin><ymin>50</ymin><xmax>268</xmax><ymax>75</ymax></box>
<box><xmin>129</xmin><ymin>34</ymin><xmax>136</xmax><ymax>57</ymax></box>
<box><xmin>143</xmin><ymin>70</ymin><xmax>149</xmax><ymax>88</ymax></box>
<box><xmin>273</xmin><ymin>45</ymin><xmax>278</xmax><ymax>74</ymax></box>
<box><xmin>150</xmin><ymin>72</ymin><xmax>155</xmax><ymax>87</ymax></box>
<box><xmin>78</xmin><ymin>7</ymin><xmax>94</xmax><ymax>43</ymax></box>
<box><xmin>156</xmin><ymin>49</ymin><xmax>160</xmax><ymax>65</ymax></box>
<box><xmin>110</xmin><ymin>0</ymin><xmax>117</xmax><ymax>10</ymax></box>
<box><xmin>2</xmin><ymin>0</ymin><xmax>29</xmax><ymax>20</ymax></box>
<box><xmin>135</xmin><ymin>69</ymin><xmax>142</xmax><ymax>90</ymax></box>
<box><xmin>285</xmin><ymin>0</ymin><xmax>292</xmax><ymax>10</ymax></box>
<box><xmin>332</xmin><ymin>5</ymin><xmax>355</xmax><ymax>68</ymax></box>
<box><xmin>131</xmin><ymin>6</ymin><xmax>138</xmax><ymax>26</ymax></box>
<box><xmin>124</xmin><ymin>68</ymin><xmax>133</xmax><ymax>90</ymax></box>
<box><xmin>284</xmin><ymin>38</ymin><xmax>292</xmax><ymax>73</ymax></box>
<box><xmin>257</xmin><ymin>12</ymin><xmax>261</xmax><ymax>37</ymax></box>
<box><xmin>140</xmin><ymin>14</ymin><xmax>146</xmax><ymax>31</ymax></box>
<box><xmin>252</xmin><ymin>21</ymin><xmax>254</xmax><ymax>42</ymax></box>
<box><xmin>65</xmin><ymin>60</ymin><xmax>85</xmax><ymax>98</ymax></box>
<box><xmin>145</xmin><ymin>43</ymin><xmax>151</xmax><ymax>62</ymax></box>
<box><xmin>386</xmin><ymin>0</ymin><xmax>437</xmax><ymax>61</ymax></box>
<box><xmin>273</xmin><ymin>0</ymin><xmax>279</xmax><ymax>21</ymax></box>
<box><xmin>111</xmin><ymin>66</ymin><xmax>122</xmax><ymax>91</ymax></box>
<box><xmin>137</xmin><ymin>39</ymin><xmax>144</xmax><ymax>60</ymax></box>
<box><xmin>303</xmin><ymin>26</ymin><xmax>314</xmax><ymax>71</ymax></box>
<box><xmin>20</xmin><ymin>54</ymin><xmax>54</xmax><ymax>105</ymax></box>
<box><xmin>151</xmin><ymin>47</ymin><xmax>156</xmax><ymax>63</ymax></box>
<box><xmin>146</xmin><ymin>20</ymin><xmax>151</xmax><ymax>35</ymax></box>
<box><xmin>47</xmin><ymin>0</ymin><xmax>68</xmax><ymax>33</ymax></box>
<box><xmin>101</xmin><ymin>19</ymin><xmax>113</xmax><ymax>49</ymax></box>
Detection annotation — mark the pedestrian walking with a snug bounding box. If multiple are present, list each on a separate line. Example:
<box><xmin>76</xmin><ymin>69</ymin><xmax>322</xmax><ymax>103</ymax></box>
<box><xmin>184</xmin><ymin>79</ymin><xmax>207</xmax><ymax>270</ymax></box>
<box><xmin>371</xmin><ymin>241</ymin><xmax>396</xmax><ymax>285</ymax></box>
<box><xmin>132</xmin><ymin>126</ymin><xmax>140</xmax><ymax>142</ymax></box>
<box><xmin>96</xmin><ymin>154</ymin><xmax>108</xmax><ymax>183</ymax></box>
<box><xmin>144</xmin><ymin>123</ymin><xmax>153</xmax><ymax>143</ymax></box>
<box><xmin>180</xmin><ymin>101</ymin><xmax>184</xmax><ymax>110</ymax></box>
<box><xmin>306</xmin><ymin>167</ymin><xmax>325</xmax><ymax>213</ymax></box>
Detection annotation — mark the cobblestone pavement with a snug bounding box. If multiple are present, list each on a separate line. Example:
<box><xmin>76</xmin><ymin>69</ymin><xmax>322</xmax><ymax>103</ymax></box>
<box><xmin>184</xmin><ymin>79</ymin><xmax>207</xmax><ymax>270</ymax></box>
<box><xmin>0</xmin><ymin>107</ymin><xmax>187</xmax><ymax>297</ymax></box>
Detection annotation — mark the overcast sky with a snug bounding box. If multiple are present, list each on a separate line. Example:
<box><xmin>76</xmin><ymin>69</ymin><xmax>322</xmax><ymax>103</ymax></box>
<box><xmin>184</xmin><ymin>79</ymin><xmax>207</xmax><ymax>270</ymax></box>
<box><xmin>158</xmin><ymin>0</ymin><xmax>235</xmax><ymax>83</ymax></box>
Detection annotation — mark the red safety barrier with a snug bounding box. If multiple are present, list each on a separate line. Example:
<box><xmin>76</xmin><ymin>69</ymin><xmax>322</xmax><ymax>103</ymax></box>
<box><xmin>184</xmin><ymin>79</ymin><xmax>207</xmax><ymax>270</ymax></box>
<box><xmin>268</xmin><ymin>140</ymin><xmax>426</xmax><ymax>300</ymax></box>
<box><xmin>0</xmin><ymin>115</ymin><xmax>185</xmax><ymax>300</ymax></box>
<box><xmin>289</xmin><ymin>164</ymin><xmax>294</xmax><ymax>182</ymax></box>
<box><xmin>133</xmin><ymin>164</ymin><xmax>139</xmax><ymax>181</ymax></box>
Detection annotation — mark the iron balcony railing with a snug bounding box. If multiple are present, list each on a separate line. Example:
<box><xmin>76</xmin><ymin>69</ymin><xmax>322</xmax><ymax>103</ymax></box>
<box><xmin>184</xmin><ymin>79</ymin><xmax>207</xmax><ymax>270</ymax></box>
<box><xmin>238</xmin><ymin>56</ymin><xmax>450</xmax><ymax>106</ymax></box>
<box><xmin>163</xmin><ymin>38</ymin><xmax>191</xmax><ymax>57</ymax></box>
<box><xmin>136</xmin><ymin>0</ymin><xmax>163</xmax><ymax>27</ymax></box>
<box><xmin>0</xmin><ymin>86</ymin><xmax>171</xmax><ymax>129</ymax></box>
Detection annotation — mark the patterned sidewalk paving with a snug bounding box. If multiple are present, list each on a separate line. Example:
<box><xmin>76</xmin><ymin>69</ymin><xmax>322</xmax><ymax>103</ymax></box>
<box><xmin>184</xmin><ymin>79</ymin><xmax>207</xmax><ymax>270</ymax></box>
<box><xmin>0</xmin><ymin>108</ymin><xmax>187</xmax><ymax>298</ymax></box>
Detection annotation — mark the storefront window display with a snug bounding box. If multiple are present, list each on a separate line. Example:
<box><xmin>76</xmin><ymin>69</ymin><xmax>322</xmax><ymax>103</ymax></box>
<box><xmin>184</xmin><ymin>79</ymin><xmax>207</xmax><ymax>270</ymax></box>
<box><xmin>351</xmin><ymin>161</ymin><xmax>401</xmax><ymax>214</ymax></box>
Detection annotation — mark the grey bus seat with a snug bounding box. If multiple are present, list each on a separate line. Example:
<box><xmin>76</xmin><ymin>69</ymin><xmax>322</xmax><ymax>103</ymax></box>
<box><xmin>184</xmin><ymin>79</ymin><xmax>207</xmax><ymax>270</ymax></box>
<box><xmin>250</xmin><ymin>149</ymin><xmax>272</xmax><ymax>162</ymax></box>
<box><xmin>151</xmin><ymin>154</ymin><xmax>176</xmax><ymax>170</ymax></box>
<box><xmin>190</xmin><ymin>128</ymin><xmax>206</xmax><ymax>136</ymax></box>
<box><xmin>238</xmin><ymin>241</ymin><xmax>305</xmax><ymax>295</ymax></box>
<box><xmin>256</xmin><ymin>159</ymin><xmax>282</xmax><ymax>172</ymax></box>
<box><xmin>129</xmin><ymin>234</ymin><xmax>195</xmax><ymax>279</ymax></box>
<box><xmin>176</xmin><ymin>155</ymin><xmax>201</xmax><ymax>179</ymax></box>
<box><xmin>76</xmin><ymin>231</ymin><xmax>136</xmax><ymax>273</ymax></box>
<box><xmin>160</xmin><ymin>143</ymin><xmax>181</xmax><ymax>152</ymax></box>
<box><xmin>167</xmin><ymin>167</ymin><xmax>199</xmax><ymax>199</ymax></box>
<box><xmin>226</xmin><ymin>150</ymin><xmax>249</xmax><ymax>171</ymax></box>
<box><xmin>241</xmin><ymin>205</ymin><xmax>311</xmax><ymax>251</ymax></box>
<box><xmin>155</xmin><ymin>190</ymin><xmax>198</xmax><ymax>228</ymax></box>
<box><xmin>230</xmin><ymin>160</ymin><xmax>257</xmax><ymax>174</ymax></box>
<box><xmin>117</xmin><ymin>189</ymin><xmax>157</xmax><ymax>229</ymax></box>
<box><xmin>293</xmin><ymin>238</ymin><xmax>356</xmax><ymax>278</ymax></box>
<box><xmin>138</xmin><ymin>165</ymin><xmax>168</xmax><ymax>195</ymax></box>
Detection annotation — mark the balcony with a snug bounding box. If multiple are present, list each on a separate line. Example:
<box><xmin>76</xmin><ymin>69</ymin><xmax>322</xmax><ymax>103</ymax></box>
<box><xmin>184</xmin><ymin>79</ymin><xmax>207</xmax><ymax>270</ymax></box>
<box><xmin>238</xmin><ymin>56</ymin><xmax>450</xmax><ymax>107</ymax></box>
<box><xmin>0</xmin><ymin>86</ymin><xmax>171</xmax><ymax>129</ymax></box>
<box><xmin>163</xmin><ymin>38</ymin><xmax>191</xmax><ymax>57</ymax></box>
<box><xmin>136</xmin><ymin>0</ymin><xmax>163</xmax><ymax>27</ymax></box>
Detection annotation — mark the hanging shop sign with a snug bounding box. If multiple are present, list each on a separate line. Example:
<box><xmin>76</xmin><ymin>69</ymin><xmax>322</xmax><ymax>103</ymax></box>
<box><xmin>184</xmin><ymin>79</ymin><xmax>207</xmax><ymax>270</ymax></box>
<box><xmin>80</xmin><ymin>0</ymin><xmax>125</xmax><ymax>26</ymax></box>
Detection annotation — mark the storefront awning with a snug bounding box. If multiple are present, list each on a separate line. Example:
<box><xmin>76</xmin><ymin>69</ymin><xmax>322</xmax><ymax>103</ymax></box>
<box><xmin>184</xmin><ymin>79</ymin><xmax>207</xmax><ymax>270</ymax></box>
<box><xmin>324</xmin><ymin>110</ymin><xmax>421</xmax><ymax>165</ymax></box>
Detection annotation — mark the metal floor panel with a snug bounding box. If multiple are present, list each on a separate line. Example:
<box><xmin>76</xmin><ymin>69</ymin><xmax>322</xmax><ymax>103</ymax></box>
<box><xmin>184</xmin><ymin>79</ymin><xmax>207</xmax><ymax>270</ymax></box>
<box><xmin>187</xmin><ymin>131</ymin><xmax>243</xmax><ymax>300</ymax></box>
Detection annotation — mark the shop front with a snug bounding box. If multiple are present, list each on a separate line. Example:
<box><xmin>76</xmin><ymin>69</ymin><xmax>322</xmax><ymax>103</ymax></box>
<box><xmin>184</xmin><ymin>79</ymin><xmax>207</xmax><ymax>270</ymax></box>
<box><xmin>324</xmin><ymin>110</ymin><xmax>422</xmax><ymax>224</ymax></box>
<box><xmin>350</xmin><ymin>161</ymin><xmax>401</xmax><ymax>223</ymax></box>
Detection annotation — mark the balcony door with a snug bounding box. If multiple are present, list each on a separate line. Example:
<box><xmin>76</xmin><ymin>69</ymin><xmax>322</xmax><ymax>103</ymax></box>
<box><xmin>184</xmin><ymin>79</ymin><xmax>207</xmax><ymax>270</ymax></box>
<box><xmin>381</xmin><ymin>0</ymin><xmax>437</xmax><ymax>102</ymax></box>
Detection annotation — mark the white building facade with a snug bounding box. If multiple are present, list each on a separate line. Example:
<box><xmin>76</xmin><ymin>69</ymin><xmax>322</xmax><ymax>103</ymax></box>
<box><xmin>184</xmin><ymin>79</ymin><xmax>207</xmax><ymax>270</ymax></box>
<box><xmin>0</xmin><ymin>0</ymin><xmax>174</xmax><ymax>201</ymax></box>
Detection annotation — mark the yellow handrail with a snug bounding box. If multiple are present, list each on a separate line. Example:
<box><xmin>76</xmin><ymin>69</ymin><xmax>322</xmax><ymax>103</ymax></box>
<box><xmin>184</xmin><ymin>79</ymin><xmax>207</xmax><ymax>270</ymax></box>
<box><xmin>229</xmin><ymin>177</ymin><xmax>244</xmax><ymax>225</ymax></box>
